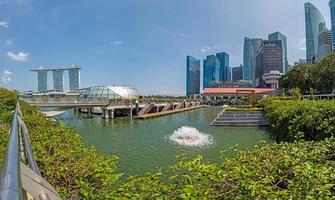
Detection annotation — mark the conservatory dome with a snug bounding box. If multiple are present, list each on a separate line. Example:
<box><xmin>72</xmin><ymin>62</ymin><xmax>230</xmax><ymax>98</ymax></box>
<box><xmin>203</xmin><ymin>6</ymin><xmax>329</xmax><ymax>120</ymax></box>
<box><xmin>81</xmin><ymin>86</ymin><xmax>140</xmax><ymax>99</ymax></box>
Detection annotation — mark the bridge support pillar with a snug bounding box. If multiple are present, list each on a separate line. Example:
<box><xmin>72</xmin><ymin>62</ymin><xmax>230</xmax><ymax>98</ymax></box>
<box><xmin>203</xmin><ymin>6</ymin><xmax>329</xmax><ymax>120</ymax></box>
<box><xmin>102</xmin><ymin>108</ymin><xmax>109</xmax><ymax>119</ymax></box>
<box><xmin>108</xmin><ymin>109</ymin><xmax>114</xmax><ymax>119</ymax></box>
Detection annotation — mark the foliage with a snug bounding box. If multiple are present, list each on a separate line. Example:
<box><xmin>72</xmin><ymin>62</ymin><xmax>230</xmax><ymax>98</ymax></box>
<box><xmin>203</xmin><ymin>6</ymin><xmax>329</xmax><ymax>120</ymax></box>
<box><xmin>115</xmin><ymin>140</ymin><xmax>335</xmax><ymax>199</ymax></box>
<box><xmin>0</xmin><ymin>129</ymin><xmax>8</xmax><ymax>166</ymax></box>
<box><xmin>1</xmin><ymin>88</ymin><xmax>335</xmax><ymax>199</ymax></box>
<box><xmin>280</xmin><ymin>53</ymin><xmax>335</xmax><ymax>94</ymax></box>
<box><xmin>263</xmin><ymin>98</ymin><xmax>335</xmax><ymax>142</ymax></box>
<box><xmin>225</xmin><ymin>106</ymin><xmax>263</xmax><ymax>112</ymax></box>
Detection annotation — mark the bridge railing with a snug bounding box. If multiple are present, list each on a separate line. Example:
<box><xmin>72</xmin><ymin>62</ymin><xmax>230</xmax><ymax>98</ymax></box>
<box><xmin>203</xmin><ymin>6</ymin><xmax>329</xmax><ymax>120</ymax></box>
<box><xmin>0</xmin><ymin>103</ymin><xmax>62</xmax><ymax>200</ymax></box>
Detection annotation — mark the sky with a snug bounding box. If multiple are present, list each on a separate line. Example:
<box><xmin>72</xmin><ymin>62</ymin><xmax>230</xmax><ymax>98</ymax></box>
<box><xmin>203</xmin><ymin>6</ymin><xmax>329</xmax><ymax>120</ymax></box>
<box><xmin>0</xmin><ymin>0</ymin><xmax>332</xmax><ymax>95</ymax></box>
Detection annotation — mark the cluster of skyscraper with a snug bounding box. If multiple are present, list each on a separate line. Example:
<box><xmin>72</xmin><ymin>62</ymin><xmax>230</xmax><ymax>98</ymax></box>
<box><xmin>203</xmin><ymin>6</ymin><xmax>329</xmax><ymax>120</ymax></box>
<box><xmin>305</xmin><ymin>2</ymin><xmax>334</xmax><ymax>63</ymax></box>
<box><xmin>243</xmin><ymin>31</ymin><xmax>288</xmax><ymax>88</ymax></box>
<box><xmin>186</xmin><ymin>52</ymin><xmax>245</xmax><ymax>96</ymax></box>
<box><xmin>30</xmin><ymin>65</ymin><xmax>81</xmax><ymax>92</ymax></box>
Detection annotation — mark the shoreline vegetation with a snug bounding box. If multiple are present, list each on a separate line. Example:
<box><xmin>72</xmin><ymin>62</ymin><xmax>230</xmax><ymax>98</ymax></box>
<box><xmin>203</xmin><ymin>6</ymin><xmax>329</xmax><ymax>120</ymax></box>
<box><xmin>1</xmin><ymin>87</ymin><xmax>335</xmax><ymax>199</ymax></box>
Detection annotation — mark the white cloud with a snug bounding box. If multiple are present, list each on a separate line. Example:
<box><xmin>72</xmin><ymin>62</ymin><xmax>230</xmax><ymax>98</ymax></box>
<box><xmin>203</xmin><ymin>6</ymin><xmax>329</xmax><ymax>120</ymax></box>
<box><xmin>199</xmin><ymin>45</ymin><xmax>222</xmax><ymax>54</ymax></box>
<box><xmin>111</xmin><ymin>40</ymin><xmax>123</xmax><ymax>45</ymax></box>
<box><xmin>4</xmin><ymin>39</ymin><xmax>12</xmax><ymax>45</ymax></box>
<box><xmin>0</xmin><ymin>20</ymin><xmax>8</xmax><ymax>28</ymax></box>
<box><xmin>298</xmin><ymin>39</ymin><xmax>306</xmax><ymax>51</ymax></box>
<box><xmin>1</xmin><ymin>70</ymin><xmax>12</xmax><ymax>84</ymax></box>
<box><xmin>7</xmin><ymin>51</ymin><xmax>29</xmax><ymax>62</ymax></box>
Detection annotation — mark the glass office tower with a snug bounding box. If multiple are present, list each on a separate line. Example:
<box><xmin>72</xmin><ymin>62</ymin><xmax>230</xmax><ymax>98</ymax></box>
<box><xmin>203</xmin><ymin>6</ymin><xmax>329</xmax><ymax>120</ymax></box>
<box><xmin>317</xmin><ymin>29</ymin><xmax>332</xmax><ymax>60</ymax></box>
<box><xmin>69</xmin><ymin>67</ymin><xmax>80</xmax><ymax>91</ymax></box>
<box><xmin>329</xmin><ymin>0</ymin><xmax>335</xmax><ymax>51</ymax></box>
<box><xmin>232</xmin><ymin>65</ymin><xmax>243</xmax><ymax>81</ymax></box>
<box><xmin>37</xmin><ymin>71</ymin><xmax>48</xmax><ymax>92</ymax></box>
<box><xmin>203</xmin><ymin>55</ymin><xmax>220</xmax><ymax>89</ymax></box>
<box><xmin>305</xmin><ymin>2</ymin><xmax>326</xmax><ymax>63</ymax></box>
<box><xmin>216</xmin><ymin>52</ymin><xmax>229</xmax><ymax>82</ymax></box>
<box><xmin>255</xmin><ymin>40</ymin><xmax>283</xmax><ymax>87</ymax></box>
<box><xmin>186</xmin><ymin>56</ymin><xmax>200</xmax><ymax>97</ymax></box>
<box><xmin>243</xmin><ymin>37</ymin><xmax>263</xmax><ymax>84</ymax></box>
<box><xmin>268</xmin><ymin>31</ymin><xmax>288</xmax><ymax>74</ymax></box>
<box><xmin>53</xmin><ymin>70</ymin><xmax>64</xmax><ymax>92</ymax></box>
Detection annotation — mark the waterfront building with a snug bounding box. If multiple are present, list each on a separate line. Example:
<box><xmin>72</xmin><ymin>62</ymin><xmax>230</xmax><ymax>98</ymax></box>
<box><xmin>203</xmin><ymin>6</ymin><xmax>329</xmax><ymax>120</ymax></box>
<box><xmin>317</xmin><ymin>29</ymin><xmax>332</xmax><ymax>60</ymax></box>
<box><xmin>216</xmin><ymin>52</ymin><xmax>230</xmax><ymax>82</ymax></box>
<box><xmin>69</xmin><ymin>67</ymin><xmax>81</xmax><ymax>91</ymax></box>
<box><xmin>255</xmin><ymin>40</ymin><xmax>283</xmax><ymax>88</ymax></box>
<box><xmin>81</xmin><ymin>86</ymin><xmax>140</xmax><ymax>99</ymax></box>
<box><xmin>262</xmin><ymin>70</ymin><xmax>284</xmax><ymax>89</ymax></box>
<box><xmin>203</xmin><ymin>55</ymin><xmax>220</xmax><ymax>89</ymax></box>
<box><xmin>268</xmin><ymin>31</ymin><xmax>288</xmax><ymax>74</ymax></box>
<box><xmin>209</xmin><ymin>80</ymin><xmax>252</xmax><ymax>88</ymax></box>
<box><xmin>232</xmin><ymin>65</ymin><xmax>243</xmax><ymax>81</ymax></box>
<box><xmin>243</xmin><ymin>37</ymin><xmax>263</xmax><ymax>84</ymax></box>
<box><xmin>53</xmin><ymin>70</ymin><xmax>64</xmax><ymax>92</ymax></box>
<box><xmin>305</xmin><ymin>2</ymin><xmax>326</xmax><ymax>63</ymax></box>
<box><xmin>186</xmin><ymin>56</ymin><xmax>201</xmax><ymax>97</ymax></box>
<box><xmin>31</xmin><ymin>65</ymin><xmax>81</xmax><ymax>92</ymax></box>
<box><xmin>329</xmin><ymin>0</ymin><xmax>335</xmax><ymax>50</ymax></box>
<box><xmin>37</xmin><ymin>71</ymin><xmax>48</xmax><ymax>92</ymax></box>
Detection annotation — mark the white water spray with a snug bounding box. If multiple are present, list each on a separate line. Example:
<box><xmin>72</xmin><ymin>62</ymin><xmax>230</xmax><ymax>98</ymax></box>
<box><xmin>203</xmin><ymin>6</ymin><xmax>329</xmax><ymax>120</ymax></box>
<box><xmin>169</xmin><ymin>126</ymin><xmax>214</xmax><ymax>147</ymax></box>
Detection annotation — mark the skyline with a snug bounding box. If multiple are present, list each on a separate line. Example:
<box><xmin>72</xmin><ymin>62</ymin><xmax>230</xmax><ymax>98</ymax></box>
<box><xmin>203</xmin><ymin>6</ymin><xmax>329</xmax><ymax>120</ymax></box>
<box><xmin>0</xmin><ymin>0</ymin><xmax>332</xmax><ymax>95</ymax></box>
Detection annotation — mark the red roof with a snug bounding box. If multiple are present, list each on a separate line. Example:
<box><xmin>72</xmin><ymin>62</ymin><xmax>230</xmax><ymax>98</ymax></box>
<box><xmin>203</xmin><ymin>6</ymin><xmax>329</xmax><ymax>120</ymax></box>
<box><xmin>203</xmin><ymin>88</ymin><xmax>275</xmax><ymax>94</ymax></box>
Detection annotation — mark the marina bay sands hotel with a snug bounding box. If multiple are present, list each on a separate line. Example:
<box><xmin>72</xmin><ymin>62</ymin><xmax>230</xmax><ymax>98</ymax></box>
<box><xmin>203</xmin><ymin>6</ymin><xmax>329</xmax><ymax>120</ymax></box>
<box><xmin>30</xmin><ymin>65</ymin><xmax>80</xmax><ymax>92</ymax></box>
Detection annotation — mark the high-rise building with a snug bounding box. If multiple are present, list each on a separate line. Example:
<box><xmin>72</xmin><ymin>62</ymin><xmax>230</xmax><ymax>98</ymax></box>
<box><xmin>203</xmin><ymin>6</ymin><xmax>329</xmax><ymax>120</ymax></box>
<box><xmin>69</xmin><ymin>66</ymin><xmax>81</xmax><ymax>91</ymax></box>
<box><xmin>329</xmin><ymin>0</ymin><xmax>335</xmax><ymax>51</ymax></box>
<box><xmin>227</xmin><ymin>67</ymin><xmax>232</xmax><ymax>82</ymax></box>
<box><xmin>243</xmin><ymin>37</ymin><xmax>263</xmax><ymax>84</ymax></box>
<box><xmin>203</xmin><ymin>55</ymin><xmax>220</xmax><ymax>89</ymax></box>
<box><xmin>37</xmin><ymin>71</ymin><xmax>48</xmax><ymax>92</ymax></box>
<box><xmin>317</xmin><ymin>29</ymin><xmax>332</xmax><ymax>60</ymax></box>
<box><xmin>53</xmin><ymin>70</ymin><xmax>64</xmax><ymax>92</ymax></box>
<box><xmin>255</xmin><ymin>40</ymin><xmax>283</xmax><ymax>87</ymax></box>
<box><xmin>216</xmin><ymin>52</ymin><xmax>229</xmax><ymax>82</ymax></box>
<box><xmin>268</xmin><ymin>31</ymin><xmax>288</xmax><ymax>74</ymax></box>
<box><xmin>186</xmin><ymin>56</ymin><xmax>200</xmax><ymax>97</ymax></box>
<box><xmin>232</xmin><ymin>65</ymin><xmax>243</xmax><ymax>81</ymax></box>
<box><xmin>305</xmin><ymin>2</ymin><xmax>326</xmax><ymax>63</ymax></box>
<box><xmin>31</xmin><ymin>65</ymin><xmax>81</xmax><ymax>92</ymax></box>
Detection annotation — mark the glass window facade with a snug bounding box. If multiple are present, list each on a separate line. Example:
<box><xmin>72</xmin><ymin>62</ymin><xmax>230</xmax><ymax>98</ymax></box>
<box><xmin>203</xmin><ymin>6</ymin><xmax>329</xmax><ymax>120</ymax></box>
<box><xmin>305</xmin><ymin>2</ymin><xmax>326</xmax><ymax>63</ymax></box>
<box><xmin>268</xmin><ymin>31</ymin><xmax>288</xmax><ymax>74</ymax></box>
<box><xmin>53</xmin><ymin>70</ymin><xmax>64</xmax><ymax>92</ymax></box>
<box><xmin>69</xmin><ymin>68</ymin><xmax>80</xmax><ymax>91</ymax></box>
<box><xmin>37</xmin><ymin>71</ymin><xmax>48</xmax><ymax>92</ymax></box>
<box><xmin>243</xmin><ymin>37</ymin><xmax>263</xmax><ymax>84</ymax></box>
<box><xmin>186</xmin><ymin>56</ymin><xmax>200</xmax><ymax>97</ymax></box>
<box><xmin>255</xmin><ymin>40</ymin><xmax>283</xmax><ymax>87</ymax></box>
<box><xmin>203</xmin><ymin>55</ymin><xmax>220</xmax><ymax>89</ymax></box>
<box><xmin>81</xmin><ymin>86</ymin><xmax>140</xmax><ymax>99</ymax></box>
<box><xmin>232</xmin><ymin>65</ymin><xmax>243</xmax><ymax>81</ymax></box>
<box><xmin>329</xmin><ymin>0</ymin><xmax>335</xmax><ymax>51</ymax></box>
<box><xmin>216</xmin><ymin>52</ymin><xmax>230</xmax><ymax>82</ymax></box>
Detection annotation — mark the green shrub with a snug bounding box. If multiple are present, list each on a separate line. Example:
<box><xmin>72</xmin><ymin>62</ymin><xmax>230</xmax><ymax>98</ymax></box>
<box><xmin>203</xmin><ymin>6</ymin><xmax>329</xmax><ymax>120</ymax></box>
<box><xmin>264</xmin><ymin>99</ymin><xmax>335</xmax><ymax>142</ymax></box>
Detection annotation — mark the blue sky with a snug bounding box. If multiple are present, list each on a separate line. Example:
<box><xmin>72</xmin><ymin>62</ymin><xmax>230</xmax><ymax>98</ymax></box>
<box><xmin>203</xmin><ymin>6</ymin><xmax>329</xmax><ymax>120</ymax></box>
<box><xmin>0</xmin><ymin>0</ymin><xmax>331</xmax><ymax>95</ymax></box>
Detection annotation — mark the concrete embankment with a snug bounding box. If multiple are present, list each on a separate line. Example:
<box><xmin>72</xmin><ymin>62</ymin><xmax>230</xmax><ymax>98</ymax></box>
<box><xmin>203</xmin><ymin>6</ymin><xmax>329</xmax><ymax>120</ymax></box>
<box><xmin>136</xmin><ymin>105</ymin><xmax>206</xmax><ymax>119</ymax></box>
<box><xmin>210</xmin><ymin>110</ymin><xmax>268</xmax><ymax>126</ymax></box>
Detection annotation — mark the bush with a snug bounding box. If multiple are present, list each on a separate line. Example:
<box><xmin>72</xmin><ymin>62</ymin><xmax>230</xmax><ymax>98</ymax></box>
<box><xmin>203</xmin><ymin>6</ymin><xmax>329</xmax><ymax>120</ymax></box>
<box><xmin>264</xmin><ymin>99</ymin><xmax>335</xmax><ymax>141</ymax></box>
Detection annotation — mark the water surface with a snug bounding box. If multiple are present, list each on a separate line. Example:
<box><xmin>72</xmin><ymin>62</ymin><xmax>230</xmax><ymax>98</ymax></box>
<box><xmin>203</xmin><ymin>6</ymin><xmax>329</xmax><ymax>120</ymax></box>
<box><xmin>57</xmin><ymin>107</ymin><xmax>272</xmax><ymax>176</ymax></box>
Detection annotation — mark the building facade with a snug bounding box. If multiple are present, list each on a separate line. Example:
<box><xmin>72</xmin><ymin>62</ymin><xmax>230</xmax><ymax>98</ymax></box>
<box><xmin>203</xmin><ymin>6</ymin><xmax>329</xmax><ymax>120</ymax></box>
<box><xmin>186</xmin><ymin>56</ymin><xmax>200</xmax><ymax>97</ymax></box>
<box><xmin>37</xmin><ymin>71</ymin><xmax>48</xmax><ymax>92</ymax></box>
<box><xmin>317</xmin><ymin>29</ymin><xmax>332</xmax><ymax>60</ymax></box>
<box><xmin>255</xmin><ymin>40</ymin><xmax>283</xmax><ymax>88</ymax></box>
<box><xmin>31</xmin><ymin>66</ymin><xmax>81</xmax><ymax>92</ymax></box>
<box><xmin>216</xmin><ymin>52</ymin><xmax>229</xmax><ymax>82</ymax></box>
<box><xmin>268</xmin><ymin>31</ymin><xmax>288</xmax><ymax>74</ymax></box>
<box><xmin>203</xmin><ymin>55</ymin><xmax>220</xmax><ymax>89</ymax></box>
<box><xmin>305</xmin><ymin>2</ymin><xmax>326</xmax><ymax>63</ymax></box>
<box><xmin>243</xmin><ymin>37</ymin><xmax>263</xmax><ymax>84</ymax></box>
<box><xmin>53</xmin><ymin>70</ymin><xmax>64</xmax><ymax>92</ymax></box>
<box><xmin>329</xmin><ymin>0</ymin><xmax>335</xmax><ymax>51</ymax></box>
<box><xmin>232</xmin><ymin>65</ymin><xmax>243</xmax><ymax>81</ymax></box>
<box><xmin>69</xmin><ymin>67</ymin><xmax>81</xmax><ymax>91</ymax></box>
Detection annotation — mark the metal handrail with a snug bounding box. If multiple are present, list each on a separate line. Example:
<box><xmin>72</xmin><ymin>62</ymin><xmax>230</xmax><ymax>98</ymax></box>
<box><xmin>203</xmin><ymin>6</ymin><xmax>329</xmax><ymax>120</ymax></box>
<box><xmin>0</xmin><ymin>103</ymin><xmax>62</xmax><ymax>200</ymax></box>
<box><xmin>0</xmin><ymin>103</ymin><xmax>23</xmax><ymax>200</ymax></box>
